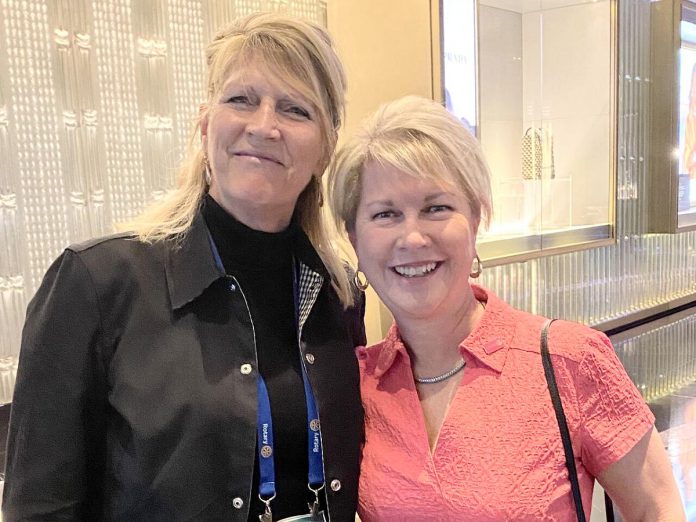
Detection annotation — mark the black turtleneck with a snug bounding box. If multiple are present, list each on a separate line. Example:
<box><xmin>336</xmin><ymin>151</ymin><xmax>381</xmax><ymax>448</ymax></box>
<box><xmin>202</xmin><ymin>195</ymin><xmax>316</xmax><ymax>521</ymax></box>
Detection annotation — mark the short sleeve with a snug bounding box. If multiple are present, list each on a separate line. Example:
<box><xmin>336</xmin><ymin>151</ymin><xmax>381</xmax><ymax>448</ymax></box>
<box><xmin>3</xmin><ymin>249</ymin><xmax>106</xmax><ymax>520</ymax></box>
<box><xmin>575</xmin><ymin>331</ymin><xmax>655</xmax><ymax>476</ymax></box>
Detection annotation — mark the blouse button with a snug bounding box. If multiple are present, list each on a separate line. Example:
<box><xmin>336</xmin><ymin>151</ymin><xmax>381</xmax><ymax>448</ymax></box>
<box><xmin>240</xmin><ymin>363</ymin><xmax>252</xmax><ymax>375</ymax></box>
<box><xmin>330</xmin><ymin>479</ymin><xmax>341</xmax><ymax>492</ymax></box>
<box><xmin>232</xmin><ymin>497</ymin><xmax>244</xmax><ymax>509</ymax></box>
<box><xmin>305</xmin><ymin>353</ymin><xmax>315</xmax><ymax>365</ymax></box>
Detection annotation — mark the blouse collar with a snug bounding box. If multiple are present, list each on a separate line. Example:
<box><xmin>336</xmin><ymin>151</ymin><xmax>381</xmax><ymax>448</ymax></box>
<box><xmin>369</xmin><ymin>285</ymin><xmax>519</xmax><ymax>378</ymax></box>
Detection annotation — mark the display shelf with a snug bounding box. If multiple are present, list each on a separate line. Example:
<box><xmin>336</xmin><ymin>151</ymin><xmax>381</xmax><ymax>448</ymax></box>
<box><xmin>436</xmin><ymin>0</ymin><xmax>617</xmax><ymax>263</ymax></box>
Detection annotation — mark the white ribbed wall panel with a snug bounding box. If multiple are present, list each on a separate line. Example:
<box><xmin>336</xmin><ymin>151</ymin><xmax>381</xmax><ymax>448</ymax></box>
<box><xmin>615</xmin><ymin>312</ymin><xmax>696</xmax><ymax>403</ymax></box>
<box><xmin>94</xmin><ymin>0</ymin><xmax>146</xmax><ymax>223</ymax></box>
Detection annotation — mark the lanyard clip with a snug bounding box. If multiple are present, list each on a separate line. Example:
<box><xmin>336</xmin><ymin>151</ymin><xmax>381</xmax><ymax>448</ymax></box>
<box><xmin>307</xmin><ymin>482</ymin><xmax>324</xmax><ymax>516</ymax></box>
<box><xmin>259</xmin><ymin>493</ymin><xmax>275</xmax><ymax>522</ymax></box>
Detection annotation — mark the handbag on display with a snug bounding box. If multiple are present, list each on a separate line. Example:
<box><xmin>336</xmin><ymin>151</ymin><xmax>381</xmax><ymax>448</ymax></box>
<box><xmin>522</xmin><ymin>127</ymin><xmax>555</xmax><ymax>180</ymax></box>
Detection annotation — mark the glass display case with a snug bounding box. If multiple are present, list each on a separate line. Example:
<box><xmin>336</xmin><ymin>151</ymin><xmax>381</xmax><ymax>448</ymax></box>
<box><xmin>649</xmin><ymin>0</ymin><xmax>696</xmax><ymax>232</ymax></box>
<box><xmin>436</xmin><ymin>0</ymin><xmax>617</xmax><ymax>264</ymax></box>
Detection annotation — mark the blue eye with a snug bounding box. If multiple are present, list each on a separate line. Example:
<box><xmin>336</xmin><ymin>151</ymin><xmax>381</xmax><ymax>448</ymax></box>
<box><xmin>426</xmin><ymin>205</ymin><xmax>452</xmax><ymax>213</ymax></box>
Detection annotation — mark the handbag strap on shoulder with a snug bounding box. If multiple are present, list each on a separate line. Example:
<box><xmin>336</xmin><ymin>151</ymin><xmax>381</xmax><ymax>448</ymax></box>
<box><xmin>540</xmin><ymin>319</ymin><xmax>587</xmax><ymax>522</ymax></box>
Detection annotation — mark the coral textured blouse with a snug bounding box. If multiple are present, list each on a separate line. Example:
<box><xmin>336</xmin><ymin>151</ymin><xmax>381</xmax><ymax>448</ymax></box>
<box><xmin>356</xmin><ymin>286</ymin><xmax>655</xmax><ymax>522</ymax></box>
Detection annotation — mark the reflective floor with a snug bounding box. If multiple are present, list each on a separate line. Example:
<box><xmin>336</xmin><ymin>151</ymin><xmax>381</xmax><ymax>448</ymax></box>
<box><xmin>650</xmin><ymin>382</ymin><xmax>696</xmax><ymax>521</ymax></box>
<box><xmin>607</xmin><ymin>306</ymin><xmax>696</xmax><ymax>520</ymax></box>
<box><xmin>595</xmin><ymin>380</ymin><xmax>696</xmax><ymax>522</ymax></box>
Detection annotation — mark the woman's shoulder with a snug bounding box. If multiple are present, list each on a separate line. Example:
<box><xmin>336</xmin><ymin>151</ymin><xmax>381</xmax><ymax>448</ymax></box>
<box><xmin>521</xmin><ymin>321</ymin><xmax>609</xmax><ymax>364</ymax></box>
<box><xmin>42</xmin><ymin>231</ymin><xmax>189</xmax><ymax>304</ymax></box>
<box><xmin>68</xmin><ymin>230</ymin><xmax>158</xmax><ymax>255</ymax></box>
<box><xmin>64</xmin><ymin>231</ymin><xmax>169</xmax><ymax>276</ymax></box>
<box><xmin>504</xmin><ymin>311</ymin><xmax>620</xmax><ymax>386</ymax></box>
<box><xmin>542</xmin><ymin>319</ymin><xmax>612</xmax><ymax>365</ymax></box>
<box><xmin>24</xmin><ymin>233</ymin><xmax>173</xmax><ymax>332</ymax></box>
<box><xmin>485</xmin><ymin>290</ymin><xmax>610</xmax><ymax>364</ymax></box>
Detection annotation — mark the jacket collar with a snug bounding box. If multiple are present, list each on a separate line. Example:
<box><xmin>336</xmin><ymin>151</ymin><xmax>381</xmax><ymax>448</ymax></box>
<box><xmin>165</xmin><ymin>210</ymin><xmax>329</xmax><ymax>310</ymax></box>
<box><xmin>372</xmin><ymin>285</ymin><xmax>518</xmax><ymax>378</ymax></box>
<box><xmin>165</xmin><ymin>212</ymin><xmax>226</xmax><ymax>310</ymax></box>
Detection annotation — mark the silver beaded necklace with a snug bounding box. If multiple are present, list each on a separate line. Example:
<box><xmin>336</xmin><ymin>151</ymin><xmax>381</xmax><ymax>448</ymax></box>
<box><xmin>414</xmin><ymin>358</ymin><xmax>466</xmax><ymax>384</ymax></box>
<box><xmin>413</xmin><ymin>299</ymin><xmax>483</xmax><ymax>385</ymax></box>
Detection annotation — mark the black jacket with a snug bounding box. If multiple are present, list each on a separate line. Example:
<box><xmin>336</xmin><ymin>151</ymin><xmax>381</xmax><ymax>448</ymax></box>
<box><xmin>2</xmin><ymin>212</ymin><xmax>365</xmax><ymax>521</ymax></box>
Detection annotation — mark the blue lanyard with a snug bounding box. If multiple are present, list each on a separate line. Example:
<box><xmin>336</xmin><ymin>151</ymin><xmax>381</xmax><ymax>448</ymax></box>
<box><xmin>257</xmin><ymin>376</ymin><xmax>277</xmax><ymax>500</ymax></box>
<box><xmin>205</xmin><ymin>232</ymin><xmax>325</xmax><ymax>514</ymax></box>
<box><xmin>256</xmin><ymin>260</ymin><xmax>324</xmax><ymax>512</ymax></box>
<box><xmin>256</xmin><ymin>372</ymin><xmax>324</xmax><ymax>496</ymax></box>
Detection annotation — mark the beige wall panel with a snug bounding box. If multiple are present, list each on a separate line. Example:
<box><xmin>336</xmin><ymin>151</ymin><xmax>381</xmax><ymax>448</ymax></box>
<box><xmin>327</xmin><ymin>0</ymin><xmax>435</xmax><ymax>344</ymax></box>
<box><xmin>328</xmin><ymin>0</ymin><xmax>434</xmax><ymax>137</ymax></box>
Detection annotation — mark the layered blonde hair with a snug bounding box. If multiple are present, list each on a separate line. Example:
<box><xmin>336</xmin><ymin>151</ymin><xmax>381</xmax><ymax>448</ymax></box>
<box><xmin>122</xmin><ymin>12</ymin><xmax>354</xmax><ymax>306</ymax></box>
<box><xmin>327</xmin><ymin>95</ymin><xmax>492</xmax><ymax>234</ymax></box>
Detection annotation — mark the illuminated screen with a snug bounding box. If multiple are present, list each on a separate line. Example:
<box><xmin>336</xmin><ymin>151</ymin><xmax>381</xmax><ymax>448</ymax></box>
<box><xmin>441</xmin><ymin>0</ymin><xmax>477</xmax><ymax>135</ymax></box>
<box><xmin>678</xmin><ymin>19</ymin><xmax>696</xmax><ymax>215</ymax></box>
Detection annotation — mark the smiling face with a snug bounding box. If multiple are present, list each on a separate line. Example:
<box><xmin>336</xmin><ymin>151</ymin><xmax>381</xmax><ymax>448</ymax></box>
<box><xmin>201</xmin><ymin>59</ymin><xmax>324</xmax><ymax>232</ymax></box>
<box><xmin>350</xmin><ymin>161</ymin><xmax>479</xmax><ymax>322</ymax></box>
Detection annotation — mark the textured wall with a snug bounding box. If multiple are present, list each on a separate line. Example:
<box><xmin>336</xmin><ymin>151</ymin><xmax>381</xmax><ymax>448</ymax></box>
<box><xmin>615</xmin><ymin>311</ymin><xmax>696</xmax><ymax>404</ymax></box>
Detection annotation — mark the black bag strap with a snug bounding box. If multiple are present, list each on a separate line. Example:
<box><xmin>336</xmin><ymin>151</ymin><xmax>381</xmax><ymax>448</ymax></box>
<box><xmin>540</xmin><ymin>319</ymin><xmax>587</xmax><ymax>522</ymax></box>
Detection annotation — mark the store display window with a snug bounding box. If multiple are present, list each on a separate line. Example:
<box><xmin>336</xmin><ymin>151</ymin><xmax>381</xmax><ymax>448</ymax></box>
<box><xmin>438</xmin><ymin>0</ymin><xmax>617</xmax><ymax>263</ymax></box>
<box><xmin>678</xmin><ymin>1</ymin><xmax>696</xmax><ymax>227</ymax></box>
<box><xmin>649</xmin><ymin>0</ymin><xmax>696</xmax><ymax>233</ymax></box>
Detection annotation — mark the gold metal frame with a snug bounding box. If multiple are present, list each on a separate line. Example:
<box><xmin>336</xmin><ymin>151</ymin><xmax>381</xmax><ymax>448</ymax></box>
<box><xmin>432</xmin><ymin>0</ymin><xmax>619</xmax><ymax>266</ymax></box>
<box><xmin>430</xmin><ymin>0</ymin><xmax>443</xmax><ymax>103</ymax></box>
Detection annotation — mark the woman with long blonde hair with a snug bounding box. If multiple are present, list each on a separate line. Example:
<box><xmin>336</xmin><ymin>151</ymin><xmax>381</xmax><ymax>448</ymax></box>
<box><xmin>4</xmin><ymin>13</ymin><xmax>364</xmax><ymax>522</ymax></box>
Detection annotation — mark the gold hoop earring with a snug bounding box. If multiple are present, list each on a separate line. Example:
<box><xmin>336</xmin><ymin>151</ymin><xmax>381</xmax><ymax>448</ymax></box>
<box><xmin>470</xmin><ymin>254</ymin><xmax>483</xmax><ymax>278</ymax></box>
<box><xmin>203</xmin><ymin>153</ymin><xmax>212</xmax><ymax>185</ymax></box>
<box><xmin>353</xmin><ymin>269</ymin><xmax>369</xmax><ymax>291</ymax></box>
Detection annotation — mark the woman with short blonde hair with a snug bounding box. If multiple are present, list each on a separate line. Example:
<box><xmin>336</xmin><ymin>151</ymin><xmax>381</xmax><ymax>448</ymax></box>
<box><xmin>328</xmin><ymin>95</ymin><xmax>683</xmax><ymax>521</ymax></box>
